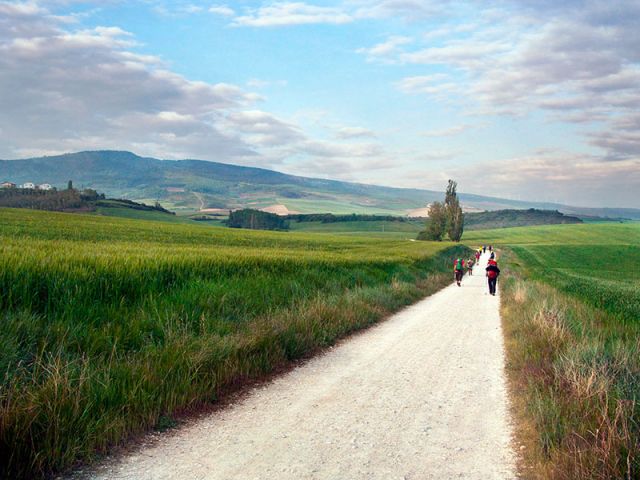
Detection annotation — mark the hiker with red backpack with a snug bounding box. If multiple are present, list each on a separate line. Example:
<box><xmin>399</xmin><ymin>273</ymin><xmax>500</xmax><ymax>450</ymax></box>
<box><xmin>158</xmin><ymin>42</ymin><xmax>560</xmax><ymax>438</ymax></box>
<box><xmin>453</xmin><ymin>258</ymin><xmax>465</xmax><ymax>286</ymax></box>
<box><xmin>485</xmin><ymin>259</ymin><xmax>500</xmax><ymax>296</ymax></box>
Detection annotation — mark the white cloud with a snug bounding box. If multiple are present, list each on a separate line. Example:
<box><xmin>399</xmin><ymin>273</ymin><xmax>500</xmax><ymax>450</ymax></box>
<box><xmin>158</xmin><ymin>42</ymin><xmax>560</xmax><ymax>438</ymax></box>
<box><xmin>421</xmin><ymin>125</ymin><xmax>471</xmax><ymax>137</ymax></box>
<box><xmin>181</xmin><ymin>4</ymin><xmax>204</xmax><ymax>14</ymax></box>
<box><xmin>208</xmin><ymin>4</ymin><xmax>234</xmax><ymax>17</ymax></box>
<box><xmin>222</xmin><ymin>110</ymin><xmax>305</xmax><ymax>147</ymax></box>
<box><xmin>422</xmin><ymin>23</ymin><xmax>477</xmax><ymax>40</ymax></box>
<box><xmin>353</xmin><ymin>0</ymin><xmax>445</xmax><ymax>21</ymax></box>
<box><xmin>334</xmin><ymin>126</ymin><xmax>376</xmax><ymax>139</ymax></box>
<box><xmin>227</xmin><ymin>0</ymin><xmax>447</xmax><ymax>28</ymax></box>
<box><xmin>400</xmin><ymin>41</ymin><xmax>509</xmax><ymax>69</ymax></box>
<box><xmin>246</xmin><ymin>78</ymin><xmax>288</xmax><ymax>89</ymax></box>
<box><xmin>233</xmin><ymin>2</ymin><xmax>353</xmax><ymax>27</ymax></box>
<box><xmin>389</xmin><ymin>149</ymin><xmax>640</xmax><ymax>207</ymax></box>
<box><xmin>455</xmin><ymin>152</ymin><xmax>640</xmax><ymax>207</ymax></box>
<box><xmin>300</xmin><ymin>139</ymin><xmax>383</xmax><ymax>158</ymax></box>
<box><xmin>357</xmin><ymin>35</ymin><xmax>412</xmax><ymax>62</ymax></box>
<box><xmin>395</xmin><ymin>74</ymin><xmax>459</xmax><ymax>97</ymax></box>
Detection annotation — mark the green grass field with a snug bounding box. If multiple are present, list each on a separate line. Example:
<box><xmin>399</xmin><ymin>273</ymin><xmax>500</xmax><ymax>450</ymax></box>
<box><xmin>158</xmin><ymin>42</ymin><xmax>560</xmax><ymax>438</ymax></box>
<box><xmin>467</xmin><ymin>222</ymin><xmax>640</xmax><ymax>478</ymax></box>
<box><xmin>289</xmin><ymin>219</ymin><xmax>423</xmax><ymax>239</ymax></box>
<box><xmin>93</xmin><ymin>205</ymin><xmax>192</xmax><ymax>223</ymax></box>
<box><xmin>463</xmin><ymin>222</ymin><xmax>638</xmax><ymax>246</ymax></box>
<box><xmin>0</xmin><ymin>207</ymin><xmax>466</xmax><ymax>478</ymax></box>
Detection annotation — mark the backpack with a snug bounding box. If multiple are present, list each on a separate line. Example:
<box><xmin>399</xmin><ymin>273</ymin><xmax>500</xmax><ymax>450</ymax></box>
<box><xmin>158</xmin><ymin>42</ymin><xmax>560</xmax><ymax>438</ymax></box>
<box><xmin>455</xmin><ymin>259</ymin><xmax>463</xmax><ymax>270</ymax></box>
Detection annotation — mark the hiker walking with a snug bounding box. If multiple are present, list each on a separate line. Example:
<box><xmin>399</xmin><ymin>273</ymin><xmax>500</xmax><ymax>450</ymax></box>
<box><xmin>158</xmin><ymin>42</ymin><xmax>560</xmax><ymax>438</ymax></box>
<box><xmin>485</xmin><ymin>259</ymin><xmax>500</xmax><ymax>296</ymax></box>
<box><xmin>475</xmin><ymin>249</ymin><xmax>481</xmax><ymax>263</ymax></box>
<box><xmin>482</xmin><ymin>245</ymin><xmax>486</xmax><ymax>253</ymax></box>
<box><xmin>454</xmin><ymin>258</ymin><xmax>465</xmax><ymax>286</ymax></box>
<box><xmin>467</xmin><ymin>258</ymin><xmax>474</xmax><ymax>276</ymax></box>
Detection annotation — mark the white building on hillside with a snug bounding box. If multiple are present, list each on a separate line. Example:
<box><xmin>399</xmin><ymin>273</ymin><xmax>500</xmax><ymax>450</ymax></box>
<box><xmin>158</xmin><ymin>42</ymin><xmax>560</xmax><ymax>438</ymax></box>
<box><xmin>21</xmin><ymin>182</ymin><xmax>35</xmax><ymax>189</ymax></box>
<box><xmin>37</xmin><ymin>183</ymin><xmax>53</xmax><ymax>191</ymax></box>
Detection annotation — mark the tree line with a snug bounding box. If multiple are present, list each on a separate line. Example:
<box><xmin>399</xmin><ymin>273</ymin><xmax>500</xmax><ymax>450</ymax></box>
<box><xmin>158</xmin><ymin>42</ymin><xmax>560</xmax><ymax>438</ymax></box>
<box><xmin>226</xmin><ymin>209</ymin><xmax>289</xmax><ymax>231</ymax></box>
<box><xmin>0</xmin><ymin>188</ymin><xmax>103</xmax><ymax>211</ymax></box>
<box><xmin>0</xmin><ymin>184</ymin><xmax>175</xmax><ymax>215</ymax></box>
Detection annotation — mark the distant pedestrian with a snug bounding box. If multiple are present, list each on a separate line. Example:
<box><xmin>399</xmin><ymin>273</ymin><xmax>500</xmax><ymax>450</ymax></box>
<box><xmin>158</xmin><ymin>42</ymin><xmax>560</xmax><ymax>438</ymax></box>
<box><xmin>467</xmin><ymin>258</ymin><xmax>474</xmax><ymax>276</ymax></box>
<box><xmin>485</xmin><ymin>259</ymin><xmax>500</xmax><ymax>296</ymax></box>
<box><xmin>475</xmin><ymin>250</ymin><xmax>481</xmax><ymax>263</ymax></box>
<box><xmin>490</xmin><ymin>251</ymin><xmax>495</xmax><ymax>260</ymax></box>
<box><xmin>454</xmin><ymin>258</ymin><xmax>465</xmax><ymax>286</ymax></box>
<box><xmin>483</xmin><ymin>245</ymin><xmax>486</xmax><ymax>253</ymax></box>
<box><xmin>489</xmin><ymin>245</ymin><xmax>493</xmax><ymax>252</ymax></box>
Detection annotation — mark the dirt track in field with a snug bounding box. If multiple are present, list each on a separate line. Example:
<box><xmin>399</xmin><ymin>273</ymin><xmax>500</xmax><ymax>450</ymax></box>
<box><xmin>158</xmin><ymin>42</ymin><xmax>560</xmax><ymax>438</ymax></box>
<box><xmin>78</xmin><ymin>251</ymin><xmax>516</xmax><ymax>480</ymax></box>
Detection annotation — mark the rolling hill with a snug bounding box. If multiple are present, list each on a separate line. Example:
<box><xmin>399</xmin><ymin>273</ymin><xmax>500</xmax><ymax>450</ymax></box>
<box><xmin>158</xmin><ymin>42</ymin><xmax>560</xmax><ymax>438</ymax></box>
<box><xmin>463</xmin><ymin>208</ymin><xmax>583</xmax><ymax>231</ymax></box>
<box><xmin>1</xmin><ymin>150</ymin><xmax>638</xmax><ymax>218</ymax></box>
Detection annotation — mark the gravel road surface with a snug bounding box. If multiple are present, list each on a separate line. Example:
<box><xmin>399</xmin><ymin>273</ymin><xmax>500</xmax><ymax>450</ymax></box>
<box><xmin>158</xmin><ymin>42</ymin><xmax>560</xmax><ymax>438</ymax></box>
<box><xmin>78</xmin><ymin>252</ymin><xmax>516</xmax><ymax>480</ymax></box>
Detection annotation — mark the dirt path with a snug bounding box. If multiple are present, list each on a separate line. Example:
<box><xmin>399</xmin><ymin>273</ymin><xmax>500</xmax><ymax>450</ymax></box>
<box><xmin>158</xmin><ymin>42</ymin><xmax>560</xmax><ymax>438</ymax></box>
<box><xmin>78</xmin><ymin>252</ymin><xmax>516</xmax><ymax>479</ymax></box>
<box><xmin>192</xmin><ymin>191</ymin><xmax>205</xmax><ymax>210</ymax></box>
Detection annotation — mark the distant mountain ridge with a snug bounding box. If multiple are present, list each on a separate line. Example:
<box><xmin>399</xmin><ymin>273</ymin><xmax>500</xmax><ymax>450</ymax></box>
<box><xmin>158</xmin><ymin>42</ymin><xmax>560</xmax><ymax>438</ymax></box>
<box><xmin>1</xmin><ymin>150</ymin><xmax>638</xmax><ymax>218</ymax></box>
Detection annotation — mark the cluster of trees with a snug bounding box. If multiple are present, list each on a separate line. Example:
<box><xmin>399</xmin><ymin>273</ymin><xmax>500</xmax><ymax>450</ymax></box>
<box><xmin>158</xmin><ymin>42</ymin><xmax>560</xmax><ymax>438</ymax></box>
<box><xmin>419</xmin><ymin>180</ymin><xmax>464</xmax><ymax>242</ymax></box>
<box><xmin>286</xmin><ymin>213</ymin><xmax>408</xmax><ymax>223</ymax></box>
<box><xmin>0</xmin><ymin>180</ymin><xmax>176</xmax><ymax>216</ymax></box>
<box><xmin>97</xmin><ymin>198</ymin><xmax>175</xmax><ymax>215</ymax></box>
<box><xmin>0</xmin><ymin>187</ymin><xmax>102</xmax><ymax>211</ymax></box>
<box><xmin>226</xmin><ymin>209</ymin><xmax>289</xmax><ymax>231</ymax></box>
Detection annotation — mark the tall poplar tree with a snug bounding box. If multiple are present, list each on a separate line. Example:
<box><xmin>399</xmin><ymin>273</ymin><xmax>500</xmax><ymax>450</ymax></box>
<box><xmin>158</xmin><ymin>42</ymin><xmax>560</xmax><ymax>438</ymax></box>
<box><xmin>444</xmin><ymin>179</ymin><xmax>464</xmax><ymax>241</ymax></box>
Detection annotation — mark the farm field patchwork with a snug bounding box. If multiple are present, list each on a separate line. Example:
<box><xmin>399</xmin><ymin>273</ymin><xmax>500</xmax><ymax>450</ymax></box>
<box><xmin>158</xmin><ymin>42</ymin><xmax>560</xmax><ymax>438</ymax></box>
<box><xmin>465</xmin><ymin>222</ymin><xmax>640</xmax><ymax>478</ymax></box>
<box><xmin>0</xmin><ymin>207</ymin><xmax>466</xmax><ymax>479</ymax></box>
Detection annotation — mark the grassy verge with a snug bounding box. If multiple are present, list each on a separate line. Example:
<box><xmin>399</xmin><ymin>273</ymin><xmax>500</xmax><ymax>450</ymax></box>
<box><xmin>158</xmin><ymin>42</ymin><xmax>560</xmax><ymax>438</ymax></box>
<box><xmin>500</xmin><ymin>249</ymin><xmax>639</xmax><ymax>479</ymax></box>
<box><xmin>0</xmin><ymin>208</ymin><xmax>469</xmax><ymax>478</ymax></box>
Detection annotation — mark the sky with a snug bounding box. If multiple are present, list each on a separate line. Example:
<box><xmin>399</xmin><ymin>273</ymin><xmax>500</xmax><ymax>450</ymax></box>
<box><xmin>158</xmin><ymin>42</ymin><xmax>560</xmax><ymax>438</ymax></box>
<box><xmin>0</xmin><ymin>1</ymin><xmax>639</xmax><ymax>208</ymax></box>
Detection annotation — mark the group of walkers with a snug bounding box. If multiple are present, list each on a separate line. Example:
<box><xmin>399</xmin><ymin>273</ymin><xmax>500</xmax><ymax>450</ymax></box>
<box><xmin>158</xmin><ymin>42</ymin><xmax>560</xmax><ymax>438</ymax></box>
<box><xmin>453</xmin><ymin>244</ymin><xmax>500</xmax><ymax>295</ymax></box>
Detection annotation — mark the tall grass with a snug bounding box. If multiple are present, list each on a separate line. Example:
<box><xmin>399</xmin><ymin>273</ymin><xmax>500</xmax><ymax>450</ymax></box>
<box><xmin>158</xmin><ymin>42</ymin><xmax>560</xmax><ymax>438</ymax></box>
<box><xmin>500</xmin><ymin>248</ymin><xmax>639</xmax><ymax>479</ymax></box>
<box><xmin>0</xmin><ymin>208</ymin><xmax>469</xmax><ymax>478</ymax></box>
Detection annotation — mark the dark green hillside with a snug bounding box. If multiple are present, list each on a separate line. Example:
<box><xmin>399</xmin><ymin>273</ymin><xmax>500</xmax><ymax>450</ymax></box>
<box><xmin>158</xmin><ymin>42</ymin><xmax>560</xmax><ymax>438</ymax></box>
<box><xmin>464</xmin><ymin>208</ymin><xmax>583</xmax><ymax>230</ymax></box>
<box><xmin>0</xmin><ymin>151</ymin><xmax>445</xmax><ymax>213</ymax></box>
<box><xmin>2</xmin><ymin>151</ymin><xmax>639</xmax><ymax>217</ymax></box>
